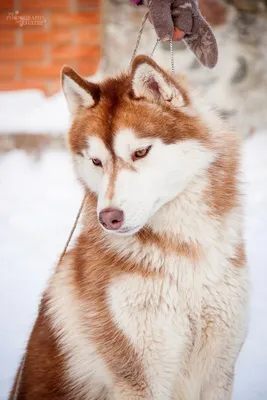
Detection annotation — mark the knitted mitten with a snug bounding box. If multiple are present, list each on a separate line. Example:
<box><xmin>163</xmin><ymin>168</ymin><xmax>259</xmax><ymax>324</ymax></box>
<box><xmin>146</xmin><ymin>0</ymin><xmax>218</xmax><ymax>68</ymax></box>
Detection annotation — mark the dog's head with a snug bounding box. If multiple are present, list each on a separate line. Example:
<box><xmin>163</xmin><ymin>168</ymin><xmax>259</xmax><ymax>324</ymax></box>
<box><xmin>62</xmin><ymin>56</ymin><xmax>213</xmax><ymax>236</ymax></box>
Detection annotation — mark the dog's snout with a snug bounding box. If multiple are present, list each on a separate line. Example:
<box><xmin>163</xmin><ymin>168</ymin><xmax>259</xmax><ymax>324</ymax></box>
<box><xmin>99</xmin><ymin>208</ymin><xmax>124</xmax><ymax>231</ymax></box>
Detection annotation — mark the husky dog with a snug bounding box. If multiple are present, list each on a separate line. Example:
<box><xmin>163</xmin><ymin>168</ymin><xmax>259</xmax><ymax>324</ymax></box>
<box><xmin>10</xmin><ymin>55</ymin><xmax>249</xmax><ymax>400</ymax></box>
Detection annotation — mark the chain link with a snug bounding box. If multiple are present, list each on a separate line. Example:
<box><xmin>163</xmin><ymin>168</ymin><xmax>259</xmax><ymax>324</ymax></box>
<box><xmin>170</xmin><ymin>39</ymin><xmax>175</xmax><ymax>76</ymax></box>
<box><xmin>150</xmin><ymin>38</ymin><xmax>160</xmax><ymax>58</ymax></box>
<box><xmin>130</xmin><ymin>1</ymin><xmax>175</xmax><ymax>76</ymax></box>
<box><xmin>130</xmin><ymin>10</ymin><xmax>150</xmax><ymax>65</ymax></box>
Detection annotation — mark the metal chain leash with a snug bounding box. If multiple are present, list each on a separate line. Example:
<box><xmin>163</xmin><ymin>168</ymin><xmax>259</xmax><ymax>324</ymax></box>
<box><xmin>150</xmin><ymin>38</ymin><xmax>175</xmax><ymax>75</ymax></box>
<box><xmin>169</xmin><ymin>39</ymin><xmax>175</xmax><ymax>76</ymax></box>
<box><xmin>130</xmin><ymin>9</ymin><xmax>150</xmax><ymax>64</ymax></box>
<box><xmin>150</xmin><ymin>38</ymin><xmax>160</xmax><ymax>57</ymax></box>
<box><xmin>130</xmin><ymin>0</ymin><xmax>175</xmax><ymax>75</ymax></box>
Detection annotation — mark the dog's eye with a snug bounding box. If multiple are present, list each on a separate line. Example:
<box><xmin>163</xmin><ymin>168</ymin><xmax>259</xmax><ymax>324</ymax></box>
<box><xmin>92</xmin><ymin>158</ymin><xmax>102</xmax><ymax>167</ymax></box>
<box><xmin>132</xmin><ymin>146</ymin><xmax>151</xmax><ymax>161</ymax></box>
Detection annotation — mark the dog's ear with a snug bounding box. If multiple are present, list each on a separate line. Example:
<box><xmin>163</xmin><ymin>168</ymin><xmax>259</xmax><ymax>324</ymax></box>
<box><xmin>61</xmin><ymin>66</ymin><xmax>100</xmax><ymax>117</ymax></box>
<box><xmin>130</xmin><ymin>55</ymin><xmax>190</xmax><ymax>109</ymax></box>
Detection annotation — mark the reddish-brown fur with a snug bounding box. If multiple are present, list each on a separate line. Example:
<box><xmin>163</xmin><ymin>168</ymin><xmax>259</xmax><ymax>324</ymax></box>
<box><xmin>9</xmin><ymin>300</ymin><xmax>69</xmax><ymax>399</ymax></box>
<box><xmin>136</xmin><ymin>227</ymin><xmax>203</xmax><ymax>262</ymax></box>
<box><xmin>207</xmin><ymin>132</ymin><xmax>241</xmax><ymax>217</ymax></box>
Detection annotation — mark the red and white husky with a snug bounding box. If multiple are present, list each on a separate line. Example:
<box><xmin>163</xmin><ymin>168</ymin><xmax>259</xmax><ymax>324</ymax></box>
<box><xmin>10</xmin><ymin>55</ymin><xmax>249</xmax><ymax>400</ymax></box>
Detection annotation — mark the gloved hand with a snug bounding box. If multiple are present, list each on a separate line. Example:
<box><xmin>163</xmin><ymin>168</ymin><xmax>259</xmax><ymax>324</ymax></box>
<box><xmin>133</xmin><ymin>0</ymin><xmax>218</xmax><ymax>69</ymax></box>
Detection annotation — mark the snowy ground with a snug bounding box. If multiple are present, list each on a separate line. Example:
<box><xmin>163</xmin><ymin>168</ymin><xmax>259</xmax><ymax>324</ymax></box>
<box><xmin>0</xmin><ymin>71</ymin><xmax>101</xmax><ymax>136</ymax></box>
<box><xmin>0</xmin><ymin>132</ymin><xmax>267</xmax><ymax>399</ymax></box>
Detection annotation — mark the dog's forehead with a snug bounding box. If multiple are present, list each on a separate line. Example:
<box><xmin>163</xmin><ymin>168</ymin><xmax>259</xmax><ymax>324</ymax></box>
<box><xmin>86</xmin><ymin>128</ymin><xmax>152</xmax><ymax>161</ymax></box>
<box><xmin>69</xmin><ymin>100</ymin><xmax>160</xmax><ymax>155</ymax></box>
<box><xmin>113</xmin><ymin>128</ymin><xmax>153</xmax><ymax>157</ymax></box>
<box><xmin>86</xmin><ymin>135</ymin><xmax>110</xmax><ymax>158</ymax></box>
<box><xmin>69</xmin><ymin>73</ymin><xmax>206</xmax><ymax>155</ymax></box>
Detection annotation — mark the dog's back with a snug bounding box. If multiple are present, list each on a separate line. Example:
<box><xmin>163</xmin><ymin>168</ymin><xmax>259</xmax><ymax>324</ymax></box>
<box><xmin>10</xmin><ymin>56</ymin><xmax>249</xmax><ymax>400</ymax></box>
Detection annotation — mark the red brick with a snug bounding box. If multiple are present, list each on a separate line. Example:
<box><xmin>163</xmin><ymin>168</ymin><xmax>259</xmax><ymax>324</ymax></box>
<box><xmin>47</xmin><ymin>80</ymin><xmax>61</xmax><ymax>96</ymax></box>
<box><xmin>77</xmin><ymin>59</ymin><xmax>100</xmax><ymax>76</ymax></box>
<box><xmin>0</xmin><ymin>0</ymin><xmax>14</xmax><ymax>10</ymax></box>
<box><xmin>20</xmin><ymin>0</ymin><xmax>69</xmax><ymax>10</ymax></box>
<box><xmin>0</xmin><ymin>46</ymin><xmax>44</xmax><ymax>61</ymax></box>
<box><xmin>51</xmin><ymin>44</ymin><xmax>100</xmax><ymax>61</ymax></box>
<box><xmin>0</xmin><ymin>12</ymin><xmax>17</xmax><ymax>28</ymax></box>
<box><xmin>0</xmin><ymin>64</ymin><xmax>16</xmax><ymax>79</ymax></box>
<box><xmin>0</xmin><ymin>30</ymin><xmax>15</xmax><ymax>44</ymax></box>
<box><xmin>51</xmin><ymin>12</ymin><xmax>100</xmax><ymax>27</ymax></box>
<box><xmin>54</xmin><ymin>59</ymin><xmax>78</xmax><ymax>68</ymax></box>
<box><xmin>21</xmin><ymin>63</ymin><xmax>62</xmax><ymax>79</ymax></box>
<box><xmin>77</xmin><ymin>26</ymin><xmax>100</xmax><ymax>44</ymax></box>
<box><xmin>77</xmin><ymin>0</ymin><xmax>101</xmax><ymax>8</ymax></box>
<box><xmin>0</xmin><ymin>80</ymin><xmax>46</xmax><ymax>92</ymax></box>
<box><xmin>23</xmin><ymin>29</ymin><xmax>72</xmax><ymax>44</ymax></box>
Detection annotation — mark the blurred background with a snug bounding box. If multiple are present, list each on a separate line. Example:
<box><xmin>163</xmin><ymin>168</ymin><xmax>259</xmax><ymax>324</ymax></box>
<box><xmin>0</xmin><ymin>0</ymin><xmax>267</xmax><ymax>399</ymax></box>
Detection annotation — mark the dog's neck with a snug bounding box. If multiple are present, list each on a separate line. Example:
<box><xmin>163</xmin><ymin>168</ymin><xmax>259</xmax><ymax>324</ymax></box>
<box><xmin>148</xmin><ymin>174</ymin><xmax>217</xmax><ymax>243</ymax></box>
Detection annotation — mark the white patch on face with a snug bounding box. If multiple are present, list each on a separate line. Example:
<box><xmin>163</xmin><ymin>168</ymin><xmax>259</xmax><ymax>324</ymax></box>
<box><xmin>74</xmin><ymin>136</ymin><xmax>110</xmax><ymax>194</ymax></box>
<box><xmin>73</xmin><ymin>129</ymin><xmax>215</xmax><ymax>236</ymax></box>
<box><xmin>114</xmin><ymin>128</ymin><xmax>152</xmax><ymax>160</ymax></box>
<box><xmin>97</xmin><ymin>128</ymin><xmax>215</xmax><ymax>235</ymax></box>
<box><xmin>86</xmin><ymin>136</ymin><xmax>109</xmax><ymax>162</ymax></box>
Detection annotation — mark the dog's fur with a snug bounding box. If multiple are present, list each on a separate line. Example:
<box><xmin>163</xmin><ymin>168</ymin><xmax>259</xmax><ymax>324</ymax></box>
<box><xmin>10</xmin><ymin>55</ymin><xmax>249</xmax><ymax>400</ymax></box>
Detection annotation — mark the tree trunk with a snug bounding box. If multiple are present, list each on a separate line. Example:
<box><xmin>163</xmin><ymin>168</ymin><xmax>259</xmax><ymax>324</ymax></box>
<box><xmin>102</xmin><ymin>0</ymin><xmax>267</xmax><ymax>138</ymax></box>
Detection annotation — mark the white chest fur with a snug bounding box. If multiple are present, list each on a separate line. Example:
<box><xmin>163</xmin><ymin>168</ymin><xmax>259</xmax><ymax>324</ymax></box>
<box><xmin>108</xmin><ymin>253</ymin><xmax>248</xmax><ymax>400</ymax></box>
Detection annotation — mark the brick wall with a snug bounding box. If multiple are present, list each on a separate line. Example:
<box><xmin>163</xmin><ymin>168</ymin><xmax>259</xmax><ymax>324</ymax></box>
<box><xmin>0</xmin><ymin>0</ymin><xmax>102</xmax><ymax>95</ymax></box>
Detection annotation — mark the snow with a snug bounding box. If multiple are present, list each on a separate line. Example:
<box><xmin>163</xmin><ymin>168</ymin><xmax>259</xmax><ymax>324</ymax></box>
<box><xmin>0</xmin><ymin>71</ymin><xmax>102</xmax><ymax>135</ymax></box>
<box><xmin>0</xmin><ymin>151</ymin><xmax>83</xmax><ymax>398</ymax></box>
<box><xmin>0</xmin><ymin>132</ymin><xmax>267</xmax><ymax>399</ymax></box>
<box><xmin>0</xmin><ymin>91</ymin><xmax>70</xmax><ymax>135</ymax></box>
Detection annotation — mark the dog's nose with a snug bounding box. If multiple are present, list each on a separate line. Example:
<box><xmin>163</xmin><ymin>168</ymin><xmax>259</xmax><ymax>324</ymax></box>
<box><xmin>99</xmin><ymin>208</ymin><xmax>124</xmax><ymax>231</ymax></box>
